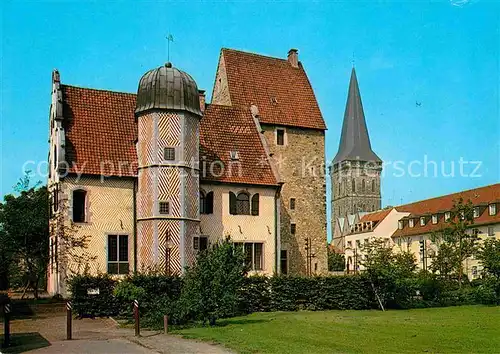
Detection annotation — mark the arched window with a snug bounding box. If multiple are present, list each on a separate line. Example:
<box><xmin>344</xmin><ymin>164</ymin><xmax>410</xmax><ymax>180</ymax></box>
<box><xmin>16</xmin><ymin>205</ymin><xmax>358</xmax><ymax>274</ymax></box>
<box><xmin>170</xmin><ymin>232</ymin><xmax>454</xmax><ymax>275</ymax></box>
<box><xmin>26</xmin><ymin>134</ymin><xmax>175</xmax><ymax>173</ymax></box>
<box><xmin>352</xmin><ymin>179</ymin><xmax>356</xmax><ymax>193</ymax></box>
<box><xmin>372</xmin><ymin>180</ymin><xmax>375</xmax><ymax>193</ymax></box>
<box><xmin>236</xmin><ymin>192</ymin><xmax>250</xmax><ymax>215</ymax></box>
<box><xmin>362</xmin><ymin>179</ymin><xmax>366</xmax><ymax>192</ymax></box>
<box><xmin>251</xmin><ymin>194</ymin><xmax>260</xmax><ymax>216</ymax></box>
<box><xmin>200</xmin><ymin>190</ymin><xmax>206</xmax><ymax>214</ymax></box>
<box><xmin>72</xmin><ymin>189</ymin><xmax>86</xmax><ymax>223</ymax></box>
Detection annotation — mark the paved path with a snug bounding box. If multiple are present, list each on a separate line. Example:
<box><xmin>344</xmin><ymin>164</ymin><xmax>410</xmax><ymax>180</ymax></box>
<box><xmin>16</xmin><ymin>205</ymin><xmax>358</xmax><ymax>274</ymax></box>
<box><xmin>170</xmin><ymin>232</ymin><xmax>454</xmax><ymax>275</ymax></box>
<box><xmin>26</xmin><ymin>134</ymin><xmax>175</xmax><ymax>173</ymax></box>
<box><xmin>0</xmin><ymin>313</ymin><xmax>233</xmax><ymax>354</ymax></box>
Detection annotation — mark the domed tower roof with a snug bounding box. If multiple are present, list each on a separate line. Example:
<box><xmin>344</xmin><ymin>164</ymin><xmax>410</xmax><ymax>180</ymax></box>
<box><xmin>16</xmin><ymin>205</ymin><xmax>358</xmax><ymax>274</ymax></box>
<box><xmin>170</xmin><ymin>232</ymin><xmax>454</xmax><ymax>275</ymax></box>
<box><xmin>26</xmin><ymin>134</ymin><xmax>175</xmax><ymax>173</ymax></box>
<box><xmin>135</xmin><ymin>62</ymin><xmax>202</xmax><ymax>116</ymax></box>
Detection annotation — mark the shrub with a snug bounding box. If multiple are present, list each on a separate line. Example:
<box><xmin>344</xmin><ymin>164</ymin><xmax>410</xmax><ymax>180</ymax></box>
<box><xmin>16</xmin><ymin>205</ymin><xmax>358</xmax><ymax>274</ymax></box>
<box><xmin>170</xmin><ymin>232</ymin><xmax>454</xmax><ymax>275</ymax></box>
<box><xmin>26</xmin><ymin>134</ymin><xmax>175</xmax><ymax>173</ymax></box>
<box><xmin>68</xmin><ymin>274</ymin><xmax>118</xmax><ymax>317</ymax></box>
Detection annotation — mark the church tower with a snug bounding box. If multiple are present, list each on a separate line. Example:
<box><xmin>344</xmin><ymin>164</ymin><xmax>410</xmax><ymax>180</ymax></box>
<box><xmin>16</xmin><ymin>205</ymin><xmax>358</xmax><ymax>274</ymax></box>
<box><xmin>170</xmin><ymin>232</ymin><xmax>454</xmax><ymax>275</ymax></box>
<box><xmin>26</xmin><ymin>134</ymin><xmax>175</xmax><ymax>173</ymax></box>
<box><xmin>135</xmin><ymin>62</ymin><xmax>202</xmax><ymax>273</ymax></box>
<box><xmin>331</xmin><ymin>68</ymin><xmax>382</xmax><ymax>250</ymax></box>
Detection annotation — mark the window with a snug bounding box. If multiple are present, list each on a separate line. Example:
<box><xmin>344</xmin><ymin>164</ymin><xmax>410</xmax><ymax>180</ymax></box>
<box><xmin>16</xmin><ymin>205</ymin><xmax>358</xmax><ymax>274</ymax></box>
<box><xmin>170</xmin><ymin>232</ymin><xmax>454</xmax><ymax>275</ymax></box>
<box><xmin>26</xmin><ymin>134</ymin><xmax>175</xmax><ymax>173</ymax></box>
<box><xmin>473</xmin><ymin>207</ymin><xmax>480</xmax><ymax>218</ymax></box>
<box><xmin>445</xmin><ymin>212</ymin><xmax>451</xmax><ymax>221</ymax></box>
<box><xmin>193</xmin><ymin>236</ymin><xmax>208</xmax><ymax>251</ymax></box>
<box><xmin>236</xmin><ymin>192</ymin><xmax>250</xmax><ymax>215</ymax></box>
<box><xmin>72</xmin><ymin>189</ymin><xmax>86</xmax><ymax>223</ymax></box>
<box><xmin>159</xmin><ymin>201</ymin><xmax>170</xmax><ymax>215</ymax></box>
<box><xmin>200</xmin><ymin>190</ymin><xmax>213</xmax><ymax>214</ymax></box>
<box><xmin>397</xmin><ymin>238</ymin><xmax>402</xmax><ymax>247</ymax></box>
<box><xmin>372</xmin><ymin>180</ymin><xmax>375</xmax><ymax>193</ymax></box>
<box><xmin>251</xmin><ymin>194</ymin><xmax>260</xmax><ymax>216</ymax></box>
<box><xmin>488</xmin><ymin>226</ymin><xmax>495</xmax><ymax>236</ymax></box>
<box><xmin>398</xmin><ymin>220</ymin><xmax>403</xmax><ymax>229</ymax></box>
<box><xmin>409</xmin><ymin>219</ymin><xmax>414</xmax><ymax>228</ymax></box>
<box><xmin>347</xmin><ymin>241</ymin><xmax>352</xmax><ymax>248</ymax></box>
<box><xmin>472</xmin><ymin>266</ymin><xmax>478</xmax><ymax>278</ymax></box>
<box><xmin>362</xmin><ymin>179</ymin><xmax>366</xmax><ymax>192</ymax></box>
<box><xmin>164</xmin><ymin>147</ymin><xmax>175</xmax><ymax>160</ymax></box>
<box><xmin>489</xmin><ymin>204</ymin><xmax>497</xmax><ymax>216</ymax></box>
<box><xmin>432</xmin><ymin>215</ymin><xmax>438</xmax><ymax>224</ymax></box>
<box><xmin>280</xmin><ymin>250</ymin><xmax>288</xmax><ymax>275</ymax></box>
<box><xmin>356</xmin><ymin>240</ymin><xmax>361</xmax><ymax>248</ymax></box>
<box><xmin>235</xmin><ymin>242</ymin><xmax>263</xmax><ymax>271</ymax></box>
<box><xmin>352</xmin><ymin>179</ymin><xmax>356</xmax><ymax>193</ymax></box>
<box><xmin>420</xmin><ymin>217</ymin><xmax>426</xmax><ymax>226</ymax></box>
<box><xmin>290</xmin><ymin>223</ymin><xmax>296</xmax><ymax>235</ymax></box>
<box><xmin>53</xmin><ymin>183</ymin><xmax>59</xmax><ymax>212</ymax></box>
<box><xmin>290</xmin><ymin>198</ymin><xmax>296</xmax><ymax>210</ymax></box>
<box><xmin>276</xmin><ymin>129</ymin><xmax>285</xmax><ymax>146</ymax></box>
<box><xmin>407</xmin><ymin>237</ymin><xmax>412</xmax><ymax>247</ymax></box>
<box><xmin>107</xmin><ymin>235</ymin><xmax>129</xmax><ymax>274</ymax></box>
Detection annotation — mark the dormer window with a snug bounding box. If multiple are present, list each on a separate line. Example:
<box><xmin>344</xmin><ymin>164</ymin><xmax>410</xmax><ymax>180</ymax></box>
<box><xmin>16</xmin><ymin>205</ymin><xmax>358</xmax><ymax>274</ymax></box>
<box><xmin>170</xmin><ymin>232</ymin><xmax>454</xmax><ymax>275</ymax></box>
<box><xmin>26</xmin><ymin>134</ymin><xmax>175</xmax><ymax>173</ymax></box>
<box><xmin>420</xmin><ymin>217</ymin><xmax>426</xmax><ymax>226</ymax></box>
<box><xmin>489</xmin><ymin>203</ymin><xmax>497</xmax><ymax>216</ymax></box>
<box><xmin>445</xmin><ymin>212</ymin><xmax>451</xmax><ymax>221</ymax></box>
<box><xmin>432</xmin><ymin>215</ymin><xmax>438</xmax><ymax>224</ymax></box>
<box><xmin>229</xmin><ymin>150</ymin><xmax>240</xmax><ymax>160</ymax></box>
<box><xmin>398</xmin><ymin>220</ymin><xmax>403</xmax><ymax>230</ymax></box>
<box><xmin>473</xmin><ymin>207</ymin><xmax>480</xmax><ymax>218</ymax></box>
<box><xmin>408</xmin><ymin>219</ymin><xmax>413</xmax><ymax>228</ymax></box>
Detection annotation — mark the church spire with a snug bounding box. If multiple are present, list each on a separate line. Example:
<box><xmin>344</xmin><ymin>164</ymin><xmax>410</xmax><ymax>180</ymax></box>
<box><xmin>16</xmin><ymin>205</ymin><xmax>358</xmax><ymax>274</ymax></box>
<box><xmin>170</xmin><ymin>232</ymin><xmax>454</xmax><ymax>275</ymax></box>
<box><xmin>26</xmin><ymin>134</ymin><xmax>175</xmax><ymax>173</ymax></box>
<box><xmin>333</xmin><ymin>68</ymin><xmax>381</xmax><ymax>164</ymax></box>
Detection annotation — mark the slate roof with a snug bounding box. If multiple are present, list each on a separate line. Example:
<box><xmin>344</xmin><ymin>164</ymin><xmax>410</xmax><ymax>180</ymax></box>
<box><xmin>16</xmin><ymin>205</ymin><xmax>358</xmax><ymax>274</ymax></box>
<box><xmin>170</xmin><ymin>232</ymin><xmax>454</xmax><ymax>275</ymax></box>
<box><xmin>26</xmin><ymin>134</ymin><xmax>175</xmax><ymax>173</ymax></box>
<box><xmin>220</xmin><ymin>48</ymin><xmax>327</xmax><ymax>130</ymax></box>
<box><xmin>392</xmin><ymin>184</ymin><xmax>500</xmax><ymax>237</ymax></box>
<box><xmin>61</xmin><ymin>85</ymin><xmax>278</xmax><ymax>186</ymax></box>
<box><xmin>333</xmin><ymin>68</ymin><xmax>381</xmax><ymax>164</ymax></box>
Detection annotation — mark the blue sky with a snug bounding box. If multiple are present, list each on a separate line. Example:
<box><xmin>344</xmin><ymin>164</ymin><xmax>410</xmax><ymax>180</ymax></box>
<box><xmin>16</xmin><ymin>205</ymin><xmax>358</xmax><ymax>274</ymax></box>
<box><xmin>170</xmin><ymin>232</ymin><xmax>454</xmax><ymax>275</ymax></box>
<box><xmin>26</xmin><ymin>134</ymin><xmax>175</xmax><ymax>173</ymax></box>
<box><xmin>1</xmin><ymin>1</ymin><xmax>499</xmax><ymax>230</ymax></box>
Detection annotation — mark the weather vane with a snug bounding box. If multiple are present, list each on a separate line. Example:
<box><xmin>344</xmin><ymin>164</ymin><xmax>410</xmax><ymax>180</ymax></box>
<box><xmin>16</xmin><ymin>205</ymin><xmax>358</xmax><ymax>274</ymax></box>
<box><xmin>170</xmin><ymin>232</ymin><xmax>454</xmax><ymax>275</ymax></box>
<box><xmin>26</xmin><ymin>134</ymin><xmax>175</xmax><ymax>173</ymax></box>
<box><xmin>166</xmin><ymin>34</ymin><xmax>174</xmax><ymax>62</ymax></box>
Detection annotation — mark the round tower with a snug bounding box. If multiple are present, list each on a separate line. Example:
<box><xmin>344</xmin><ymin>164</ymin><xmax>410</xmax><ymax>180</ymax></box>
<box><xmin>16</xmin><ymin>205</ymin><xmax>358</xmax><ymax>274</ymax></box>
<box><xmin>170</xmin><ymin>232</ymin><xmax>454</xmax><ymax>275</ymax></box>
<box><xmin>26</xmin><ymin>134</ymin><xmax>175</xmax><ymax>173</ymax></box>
<box><xmin>135</xmin><ymin>62</ymin><xmax>202</xmax><ymax>274</ymax></box>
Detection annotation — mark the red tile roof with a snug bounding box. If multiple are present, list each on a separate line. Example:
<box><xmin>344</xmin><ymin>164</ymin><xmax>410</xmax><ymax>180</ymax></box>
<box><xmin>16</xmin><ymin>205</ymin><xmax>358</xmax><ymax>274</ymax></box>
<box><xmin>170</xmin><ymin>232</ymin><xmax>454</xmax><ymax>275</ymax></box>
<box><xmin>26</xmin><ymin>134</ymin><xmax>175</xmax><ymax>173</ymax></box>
<box><xmin>220</xmin><ymin>48</ymin><xmax>327</xmax><ymax>130</ymax></box>
<box><xmin>392</xmin><ymin>184</ymin><xmax>500</xmax><ymax>237</ymax></box>
<box><xmin>61</xmin><ymin>85</ymin><xmax>278</xmax><ymax>186</ymax></box>
<box><xmin>360</xmin><ymin>208</ymin><xmax>392</xmax><ymax>223</ymax></box>
<box><xmin>62</xmin><ymin>85</ymin><xmax>138</xmax><ymax>177</ymax></box>
<box><xmin>200</xmin><ymin>104</ymin><xmax>277</xmax><ymax>186</ymax></box>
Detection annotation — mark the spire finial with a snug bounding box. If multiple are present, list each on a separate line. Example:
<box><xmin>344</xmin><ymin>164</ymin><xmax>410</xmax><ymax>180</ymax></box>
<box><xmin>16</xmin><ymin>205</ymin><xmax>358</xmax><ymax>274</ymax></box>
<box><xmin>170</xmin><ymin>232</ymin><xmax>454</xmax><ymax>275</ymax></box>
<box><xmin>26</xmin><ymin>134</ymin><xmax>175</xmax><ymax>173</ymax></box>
<box><xmin>352</xmin><ymin>52</ymin><xmax>355</xmax><ymax>68</ymax></box>
<box><xmin>166</xmin><ymin>34</ymin><xmax>174</xmax><ymax>62</ymax></box>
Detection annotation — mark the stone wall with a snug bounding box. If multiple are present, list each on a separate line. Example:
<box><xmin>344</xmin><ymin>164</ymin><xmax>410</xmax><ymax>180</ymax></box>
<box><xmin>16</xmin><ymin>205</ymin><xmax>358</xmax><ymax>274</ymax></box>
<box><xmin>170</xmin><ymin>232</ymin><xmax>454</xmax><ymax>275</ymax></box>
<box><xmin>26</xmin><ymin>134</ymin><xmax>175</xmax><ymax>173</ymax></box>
<box><xmin>261</xmin><ymin>125</ymin><xmax>327</xmax><ymax>275</ymax></box>
<box><xmin>211</xmin><ymin>53</ymin><xmax>231</xmax><ymax>106</ymax></box>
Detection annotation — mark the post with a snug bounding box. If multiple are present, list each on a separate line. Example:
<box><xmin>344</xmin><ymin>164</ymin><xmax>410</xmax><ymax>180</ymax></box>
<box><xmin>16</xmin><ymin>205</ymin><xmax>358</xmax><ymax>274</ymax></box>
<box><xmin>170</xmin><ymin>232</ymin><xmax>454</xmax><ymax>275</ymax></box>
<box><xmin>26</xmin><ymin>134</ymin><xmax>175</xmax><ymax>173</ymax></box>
<box><xmin>134</xmin><ymin>300</ymin><xmax>140</xmax><ymax>337</ymax></box>
<box><xmin>164</xmin><ymin>315</ymin><xmax>168</xmax><ymax>334</ymax></box>
<box><xmin>66</xmin><ymin>301</ymin><xmax>72</xmax><ymax>340</ymax></box>
<box><xmin>3</xmin><ymin>303</ymin><xmax>11</xmax><ymax>348</ymax></box>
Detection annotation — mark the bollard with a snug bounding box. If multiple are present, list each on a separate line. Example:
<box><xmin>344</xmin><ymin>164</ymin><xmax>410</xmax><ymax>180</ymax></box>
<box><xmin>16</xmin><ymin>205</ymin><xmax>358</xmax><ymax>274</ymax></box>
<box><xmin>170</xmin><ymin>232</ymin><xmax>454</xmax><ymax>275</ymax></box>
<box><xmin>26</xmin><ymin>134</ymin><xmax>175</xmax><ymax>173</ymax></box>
<box><xmin>164</xmin><ymin>315</ymin><xmax>168</xmax><ymax>334</ymax></box>
<box><xmin>66</xmin><ymin>301</ymin><xmax>72</xmax><ymax>340</ymax></box>
<box><xmin>134</xmin><ymin>300</ymin><xmax>140</xmax><ymax>337</ymax></box>
<box><xmin>3</xmin><ymin>303</ymin><xmax>11</xmax><ymax>348</ymax></box>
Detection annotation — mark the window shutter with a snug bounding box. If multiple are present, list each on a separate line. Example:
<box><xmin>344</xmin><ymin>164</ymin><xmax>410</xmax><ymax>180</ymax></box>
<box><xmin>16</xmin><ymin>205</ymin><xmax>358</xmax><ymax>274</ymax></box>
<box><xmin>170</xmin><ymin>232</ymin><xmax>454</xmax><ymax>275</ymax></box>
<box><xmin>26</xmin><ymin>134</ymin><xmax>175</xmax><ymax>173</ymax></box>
<box><xmin>206</xmin><ymin>192</ymin><xmax>214</xmax><ymax>214</ymax></box>
<box><xmin>251</xmin><ymin>194</ymin><xmax>260</xmax><ymax>216</ymax></box>
<box><xmin>229</xmin><ymin>192</ymin><xmax>237</xmax><ymax>215</ymax></box>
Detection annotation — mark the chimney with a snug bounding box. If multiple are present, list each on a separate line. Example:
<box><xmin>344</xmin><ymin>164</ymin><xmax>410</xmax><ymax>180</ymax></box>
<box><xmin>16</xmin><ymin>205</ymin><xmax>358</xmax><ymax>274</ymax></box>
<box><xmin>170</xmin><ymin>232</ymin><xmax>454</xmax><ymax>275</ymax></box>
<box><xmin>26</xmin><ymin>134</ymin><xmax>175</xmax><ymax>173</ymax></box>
<box><xmin>198</xmin><ymin>89</ymin><xmax>206</xmax><ymax>112</ymax></box>
<box><xmin>287</xmin><ymin>49</ymin><xmax>299</xmax><ymax>68</ymax></box>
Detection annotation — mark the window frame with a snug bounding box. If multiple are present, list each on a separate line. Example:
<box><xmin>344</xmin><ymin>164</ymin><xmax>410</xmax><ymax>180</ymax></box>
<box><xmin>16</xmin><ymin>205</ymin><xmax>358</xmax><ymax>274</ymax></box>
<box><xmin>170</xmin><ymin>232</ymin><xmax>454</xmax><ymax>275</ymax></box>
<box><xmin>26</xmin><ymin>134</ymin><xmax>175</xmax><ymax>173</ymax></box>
<box><xmin>276</xmin><ymin>128</ymin><xmax>285</xmax><ymax>146</ymax></box>
<box><xmin>488</xmin><ymin>226</ymin><xmax>494</xmax><ymax>237</ymax></box>
<box><xmin>235</xmin><ymin>191</ymin><xmax>250</xmax><ymax>215</ymax></box>
<box><xmin>290</xmin><ymin>223</ymin><xmax>296</xmax><ymax>235</ymax></box>
<box><xmin>163</xmin><ymin>147</ymin><xmax>176</xmax><ymax>161</ymax></box>
<box><xmin>432</xmin><ymin>214</ymin><xmax>438</xmax><ymax>224</ymax></box>
<box><xmin>473</xmin><ymin>207</ymin><xmax>480</xmax><ymax>218</ymax></box>
<box><xmin>159</xmin><ymin>201</ymin><xmax>170</xmax><ymax>215</ymax></box>
<box><xmin>290</xmin><ymin>198</ymin><xmax>296</xmax><ymax>210</ymax></box>
<box><xmin>420</xmin><ymin>217</ymin><xmax>426</xmax><ymax>226</ymax></box>
<box><xmin>193</xmin><ymin>235</ymin><xmax>209</xmax><ymax>251</ymax></box>
<box><xmin>107</xmin><ymin>234</ymin><xmax>129</xmax><ymax>275</ymax></box>
<box><xmin>409</xmin><ymin>219</ymin><xmax>414</xmax><ymax>228</ymax></box>
<box><xmin>489</xmin><ymin>203</ymin><xmax>497</xmax><ymax>216</ymax></box>
<box><xmin>72</xmin><ymin>189</ymin><xmax>87</xmax><ymax>223</ymax></box>
<box><xmin>444</xmin><ymin>211</ymin><xmax>451</xmax><ymax>221</ymax></box>
<box><xmin>234</xmin><ymin>242</ymin><xmax>264</xmax><ymax>271</ymax></box>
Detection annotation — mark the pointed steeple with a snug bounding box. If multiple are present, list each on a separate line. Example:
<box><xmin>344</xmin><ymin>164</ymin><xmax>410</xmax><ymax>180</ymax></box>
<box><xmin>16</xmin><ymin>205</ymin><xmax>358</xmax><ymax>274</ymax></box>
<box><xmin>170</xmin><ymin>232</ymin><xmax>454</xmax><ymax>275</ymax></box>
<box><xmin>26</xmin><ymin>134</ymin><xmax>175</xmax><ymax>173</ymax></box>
<box><xmin>333</xmin><ymin>68</ymin><xmax>381</xmax><ymax>164</ymax></box>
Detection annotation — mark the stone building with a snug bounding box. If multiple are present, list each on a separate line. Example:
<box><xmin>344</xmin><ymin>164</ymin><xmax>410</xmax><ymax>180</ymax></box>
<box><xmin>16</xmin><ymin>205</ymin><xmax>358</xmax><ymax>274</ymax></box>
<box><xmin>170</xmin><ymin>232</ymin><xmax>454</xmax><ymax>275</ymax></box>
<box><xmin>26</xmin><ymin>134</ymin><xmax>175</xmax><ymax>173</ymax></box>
<box><xmin>47</xmin><ymin>48</ymin><xmax>328</xmax><ymax>295</ymax></box>
<box><xmin>330</xmin><ymin>68</ymin><xmax>382</xmax><ymax>252</ymax></box>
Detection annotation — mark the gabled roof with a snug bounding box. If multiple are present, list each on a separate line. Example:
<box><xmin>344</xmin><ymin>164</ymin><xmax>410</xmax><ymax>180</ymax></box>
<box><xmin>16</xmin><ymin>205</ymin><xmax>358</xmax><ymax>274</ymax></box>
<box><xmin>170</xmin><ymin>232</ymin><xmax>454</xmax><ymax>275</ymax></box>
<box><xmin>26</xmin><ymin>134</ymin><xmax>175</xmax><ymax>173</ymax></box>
<box><xmin>219</xmin><ymin>48</ymin><xmax>327</xmax><ymax>130</ymax></box>
<box><xmin>360</xmin><ymin>208</ymin><xmax>392</xmax><ymax>223</ymax></box>
<box><xmin>393</xmin><ymin>183</ymin><xmax>500</xmax><ymax>237</ymax></box>
<box><xmin>61</xmin><ymin>85</ymin><xmax>278</xmax><ymax>186</ymax></box>
<box><xmin>62</xmin><ymin>85</ymin><xmax>138</xmax><ymax>177</ymax></box>
<box><xmin>200</xmin><ymin>104</ymin><xmax>277</xmax><ymax>186</ymax></box>
<box><xmin>333</xmin><ymin>68</ymin><xmax>381</xmax><ymax>164</ymax></box>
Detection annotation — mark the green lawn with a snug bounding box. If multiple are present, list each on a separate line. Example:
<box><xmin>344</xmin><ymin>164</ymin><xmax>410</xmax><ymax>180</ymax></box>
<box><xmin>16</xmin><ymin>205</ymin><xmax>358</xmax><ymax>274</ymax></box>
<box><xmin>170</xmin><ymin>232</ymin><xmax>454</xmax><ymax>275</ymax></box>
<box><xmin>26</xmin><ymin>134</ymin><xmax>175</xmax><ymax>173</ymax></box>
<box><xmin>173</xmin><ymin>306</ymin><xmax>500</xmax><ymax>353</ymax></box>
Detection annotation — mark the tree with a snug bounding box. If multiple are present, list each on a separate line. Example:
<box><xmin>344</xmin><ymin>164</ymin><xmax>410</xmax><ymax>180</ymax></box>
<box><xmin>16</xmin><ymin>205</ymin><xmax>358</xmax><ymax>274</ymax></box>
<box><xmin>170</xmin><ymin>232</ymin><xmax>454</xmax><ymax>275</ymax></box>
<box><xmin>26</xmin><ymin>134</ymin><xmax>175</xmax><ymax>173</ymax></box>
<box><xmin>477</xmin><ymin>239</ymin><xmax>500</xmax><ymax>280</ymax></box>
<box><xmin>178</xmin><ymin>237</ymin><xmax>246</xmax><ymax>325</ymax></box>
<box><xmin>328</xmin><ymin>247</ymin><xmax>345</xmax><ymax>271</ymax></box>
<box><xmin>429</xmin><ymin>198</ymin><xmax>479</xmax><ymax>287</ymax></box>
<box><xmin>0</xmin><ymin>175</ymin><xmax>49</xmax><ymax>298</ymax></box>
<box><xmin>362</xmin><ymin>238</ymin><xmax>416</xmax><ymax>310</ymax></box>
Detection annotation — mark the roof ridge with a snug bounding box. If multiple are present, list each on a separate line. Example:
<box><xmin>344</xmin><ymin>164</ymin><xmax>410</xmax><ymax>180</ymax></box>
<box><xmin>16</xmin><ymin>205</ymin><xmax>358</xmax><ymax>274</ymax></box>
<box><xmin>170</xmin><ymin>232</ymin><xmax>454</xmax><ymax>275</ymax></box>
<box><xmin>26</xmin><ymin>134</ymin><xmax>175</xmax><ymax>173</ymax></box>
<box><xmin>396</xmin><ymin>183</ymin><xmax>500</xmax><ymax>210</ymax></box>
<box><xmin>222</xmin><ymin>48</ymin><xmax>288</xmax><ymax>62</ymax></box>
<box><xmin>61</xmin><ymin>84</ymin><xmax>136</xmax><ymax>96</ymax></box>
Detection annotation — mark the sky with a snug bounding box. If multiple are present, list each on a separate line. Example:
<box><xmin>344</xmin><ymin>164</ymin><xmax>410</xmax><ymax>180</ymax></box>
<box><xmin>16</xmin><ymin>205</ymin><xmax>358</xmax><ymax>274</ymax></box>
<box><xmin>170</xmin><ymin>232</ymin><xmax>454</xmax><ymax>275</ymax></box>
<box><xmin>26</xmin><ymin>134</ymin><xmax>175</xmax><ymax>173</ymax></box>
<box><xmin>1</xmin><ymin>0</ymin><xmax>499</xmax><ymax>238</ymax></box>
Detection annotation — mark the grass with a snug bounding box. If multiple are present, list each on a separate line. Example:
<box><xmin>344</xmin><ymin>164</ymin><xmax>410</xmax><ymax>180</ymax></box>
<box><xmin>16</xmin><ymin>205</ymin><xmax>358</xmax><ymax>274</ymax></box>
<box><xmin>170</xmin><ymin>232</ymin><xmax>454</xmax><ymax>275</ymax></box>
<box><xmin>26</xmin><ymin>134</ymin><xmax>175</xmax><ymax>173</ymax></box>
<box><xmin>173</xmin><ymin>306</ymin><xmax>500</xmax><ymax>353</ymax></box>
